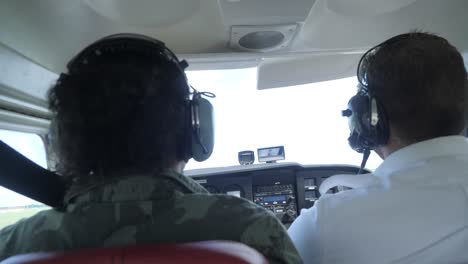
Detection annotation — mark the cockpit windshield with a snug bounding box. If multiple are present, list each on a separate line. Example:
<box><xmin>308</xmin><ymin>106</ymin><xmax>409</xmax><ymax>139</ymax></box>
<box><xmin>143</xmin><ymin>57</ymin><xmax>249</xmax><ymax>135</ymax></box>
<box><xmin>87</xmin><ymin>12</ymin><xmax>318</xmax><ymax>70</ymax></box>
<box><xmin>0</xmin><ymin>67</ymin><xmax>383</xmax><ymax>229</ymax></box>
<box><xmin>185</xmin><ymin>68</ymin><xmax>382</xmax><ymax>171</ymax></box>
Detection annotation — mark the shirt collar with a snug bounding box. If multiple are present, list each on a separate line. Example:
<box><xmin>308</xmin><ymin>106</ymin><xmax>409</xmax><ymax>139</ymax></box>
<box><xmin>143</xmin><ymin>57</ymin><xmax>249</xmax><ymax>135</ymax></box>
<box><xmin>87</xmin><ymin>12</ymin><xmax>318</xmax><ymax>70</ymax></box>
<box><xmin>374</xmin><ymin>136</ymin><xmax>468</xmax><ymax>178</ymax></box>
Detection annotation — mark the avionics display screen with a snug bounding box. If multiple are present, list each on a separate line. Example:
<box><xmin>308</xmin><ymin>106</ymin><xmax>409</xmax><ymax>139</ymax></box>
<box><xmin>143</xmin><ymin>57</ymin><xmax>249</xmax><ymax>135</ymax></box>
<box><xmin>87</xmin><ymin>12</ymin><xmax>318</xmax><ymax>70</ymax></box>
<box><xmin>227</xmin><ymin>190</ymin><xmax>241</xmax><ymax>197</ymax></box>
<box><xmin>257</xmin><ymin>146</ymin><xmax>285</xmax><ymax>163</ymax></box>
<box><xmin>238</xmin><ymin>151</ymin><xmax>255</xmax><ymax>165</ymax></box>
<box><xmin>264</xmin><ymin>195</ymin><xmax>287</xmax><ymax>203</ymax></box>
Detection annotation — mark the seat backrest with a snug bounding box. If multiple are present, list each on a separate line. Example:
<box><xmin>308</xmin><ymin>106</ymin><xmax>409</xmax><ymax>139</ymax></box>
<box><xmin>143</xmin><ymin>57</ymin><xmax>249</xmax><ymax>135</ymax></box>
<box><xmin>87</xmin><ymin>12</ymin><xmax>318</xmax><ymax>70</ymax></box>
<box><xmin>1</xmin><ymin>241</ymin><xmax>269</xmax><ymax>264</ymax></box>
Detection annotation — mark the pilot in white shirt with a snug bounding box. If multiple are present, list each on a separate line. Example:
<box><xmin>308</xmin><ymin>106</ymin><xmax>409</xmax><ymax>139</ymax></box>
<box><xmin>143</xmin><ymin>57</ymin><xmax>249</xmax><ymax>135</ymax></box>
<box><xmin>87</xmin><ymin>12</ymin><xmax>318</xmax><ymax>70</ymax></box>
<box><xmin>289</xmin><ymin>32</ymin><xmax>468</xmax><ymax>264</ymax></box>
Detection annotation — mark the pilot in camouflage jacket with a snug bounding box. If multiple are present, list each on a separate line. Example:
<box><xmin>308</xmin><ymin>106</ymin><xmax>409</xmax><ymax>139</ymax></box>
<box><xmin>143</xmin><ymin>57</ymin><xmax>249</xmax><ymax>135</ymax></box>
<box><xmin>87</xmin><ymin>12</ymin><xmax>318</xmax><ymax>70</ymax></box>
<box><xmin>0</xmin><ymin>170</ymin><xmax>302</xmax><ymax>263</ymax></box>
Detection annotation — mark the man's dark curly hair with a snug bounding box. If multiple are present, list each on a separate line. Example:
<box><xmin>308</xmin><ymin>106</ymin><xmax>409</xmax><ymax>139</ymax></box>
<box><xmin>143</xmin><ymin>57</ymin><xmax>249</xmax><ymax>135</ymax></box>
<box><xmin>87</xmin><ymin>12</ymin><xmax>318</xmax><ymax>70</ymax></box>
<box><xmin>360</xmin><ymin>32</ymin><xmax>467</xmax><ymax>144</ymax></box>
<box><xmin>48</xmin><ymin>53</ymin><xmax>189</xmax><ymax>180</ymax></box>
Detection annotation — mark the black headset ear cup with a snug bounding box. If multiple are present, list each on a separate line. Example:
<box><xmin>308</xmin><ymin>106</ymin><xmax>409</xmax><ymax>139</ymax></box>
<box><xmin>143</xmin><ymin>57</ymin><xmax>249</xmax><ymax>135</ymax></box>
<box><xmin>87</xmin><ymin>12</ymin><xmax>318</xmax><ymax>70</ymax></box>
<box><xmin>347</xmin><ymin>94</ymin><xmax>370</xmax><ymax>152</ymax></box>
<box><xmin>347</xmin><ymin>95</ymin><xmax>366</xmax><ymax>134</ymax></box>
<box><xmin>191</xmin><ymin>97</ymin><xmax>214</xmax><ymax>162</ymax></box>
<box><xmin>346</xmin><ymin>93</ymin><xmax>389</xmax><ymax>152</ymax></box>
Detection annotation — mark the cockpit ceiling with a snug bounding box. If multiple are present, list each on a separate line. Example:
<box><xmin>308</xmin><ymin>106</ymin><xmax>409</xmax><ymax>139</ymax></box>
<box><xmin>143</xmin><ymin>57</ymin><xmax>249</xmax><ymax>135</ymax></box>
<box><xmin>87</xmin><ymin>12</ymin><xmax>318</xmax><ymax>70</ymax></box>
<box><xmin>0</xmin><ymin>0</ymin><xmax>467</xmax><ymax>74</ymax></box>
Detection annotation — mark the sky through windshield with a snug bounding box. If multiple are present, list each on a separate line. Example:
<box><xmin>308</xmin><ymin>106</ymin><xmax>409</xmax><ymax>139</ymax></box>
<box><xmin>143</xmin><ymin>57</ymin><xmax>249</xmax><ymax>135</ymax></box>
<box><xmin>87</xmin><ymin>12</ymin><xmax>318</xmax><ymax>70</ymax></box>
<box><xmin>185</xmin><ymin>68</ymin><xmax>382</xmax><ymax>171</ymax></box>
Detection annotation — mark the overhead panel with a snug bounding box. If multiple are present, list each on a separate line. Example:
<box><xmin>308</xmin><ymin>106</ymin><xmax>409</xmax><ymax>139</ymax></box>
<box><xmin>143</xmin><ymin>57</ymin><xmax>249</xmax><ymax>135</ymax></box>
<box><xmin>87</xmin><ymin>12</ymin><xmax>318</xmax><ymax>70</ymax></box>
<box><xmin>219</xmin><ymin>0</ymin><xmax>316</xmax><ymax>25</ymax></box>
<box><xmin>83</xmin><ymin>0</ymin><xmax>201</xmax><ymax>27</ymax></box>
<box><xmin>300</xmin><ymin>0</ymin><xmax>468</xmax><ymax>52</ymax></box>
<box><xmin>327</xmin><ymin>0</ymin><xmax>418</xmax><ymax>16</ymax></box>
<box><xmin>0</xmin><ymin>0</ymin><xmax>227</xmax><ymax>74</ymax></box>
<box><xmin>0</xmin><ymin>0</ymin><xmax>466</xmax><ymax>91</ymax></box>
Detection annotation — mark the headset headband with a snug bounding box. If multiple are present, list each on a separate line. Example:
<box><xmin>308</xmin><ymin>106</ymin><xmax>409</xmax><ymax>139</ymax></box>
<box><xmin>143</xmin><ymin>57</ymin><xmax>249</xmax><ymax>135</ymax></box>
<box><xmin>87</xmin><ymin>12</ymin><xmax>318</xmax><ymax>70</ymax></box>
<box><xmin>67</xmin><ymin>33</ymin><xmax>189</xmax><ymax>75</ymax></box>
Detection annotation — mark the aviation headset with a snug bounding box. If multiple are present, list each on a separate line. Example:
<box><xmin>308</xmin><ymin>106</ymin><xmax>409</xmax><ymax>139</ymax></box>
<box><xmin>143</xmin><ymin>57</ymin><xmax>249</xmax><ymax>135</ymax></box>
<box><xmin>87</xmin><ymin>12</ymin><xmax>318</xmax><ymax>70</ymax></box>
<box><xmin>54</xmin><ymin>33</ymin><xmax>215</xmax><ymax>163</ymax></box>
<box><xmin>342</xmin><ymin>33</ymin><xmax>419</xmax><ymax>170</ymax></box>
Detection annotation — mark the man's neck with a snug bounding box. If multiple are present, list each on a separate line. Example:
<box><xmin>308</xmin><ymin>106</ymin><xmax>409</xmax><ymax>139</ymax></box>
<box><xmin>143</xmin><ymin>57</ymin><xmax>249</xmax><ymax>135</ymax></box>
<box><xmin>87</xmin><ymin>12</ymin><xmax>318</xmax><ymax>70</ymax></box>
<box><xmin>376</xmin><ymin>136</ymin><xmax>408</xmax><ymax>159</ymax></box>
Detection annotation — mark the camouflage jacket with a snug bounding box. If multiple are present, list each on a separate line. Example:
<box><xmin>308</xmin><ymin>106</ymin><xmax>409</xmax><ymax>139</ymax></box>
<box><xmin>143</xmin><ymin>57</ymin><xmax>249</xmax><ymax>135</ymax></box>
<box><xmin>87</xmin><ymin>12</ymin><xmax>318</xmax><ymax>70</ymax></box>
<box><xmin>0</xmin><ymin>170</ymin><xmax>302</xmax><ymax>263</ymax></box>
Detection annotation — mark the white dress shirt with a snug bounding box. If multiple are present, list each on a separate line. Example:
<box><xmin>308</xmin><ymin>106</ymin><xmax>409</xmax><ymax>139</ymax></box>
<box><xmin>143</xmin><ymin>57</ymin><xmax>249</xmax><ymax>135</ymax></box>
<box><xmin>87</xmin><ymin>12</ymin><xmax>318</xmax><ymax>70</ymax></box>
<box><xmin>288</xmin><ymin>136</ymin><xmax>468</xmax><ymax>264</ymax></box>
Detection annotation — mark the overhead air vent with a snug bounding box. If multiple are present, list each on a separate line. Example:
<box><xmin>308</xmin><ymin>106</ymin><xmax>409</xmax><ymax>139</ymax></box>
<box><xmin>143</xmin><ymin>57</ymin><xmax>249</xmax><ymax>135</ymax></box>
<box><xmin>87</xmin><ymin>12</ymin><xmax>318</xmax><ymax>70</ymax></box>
<box><xmin>230</xmin><ymin>24</ymin><xmax>298</xmax><ymax>52</ymax></box>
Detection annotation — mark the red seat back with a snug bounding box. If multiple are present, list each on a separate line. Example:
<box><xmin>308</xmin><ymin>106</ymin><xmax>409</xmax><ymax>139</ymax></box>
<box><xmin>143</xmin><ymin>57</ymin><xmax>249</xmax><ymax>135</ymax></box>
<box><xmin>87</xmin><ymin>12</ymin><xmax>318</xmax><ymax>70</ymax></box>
<box><xmin>1</xmin><ymin>241</ymin><xmax>269</xmax><ymax>264</ymax></box>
